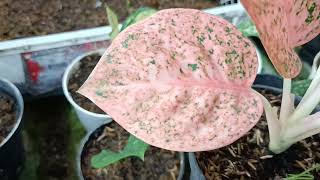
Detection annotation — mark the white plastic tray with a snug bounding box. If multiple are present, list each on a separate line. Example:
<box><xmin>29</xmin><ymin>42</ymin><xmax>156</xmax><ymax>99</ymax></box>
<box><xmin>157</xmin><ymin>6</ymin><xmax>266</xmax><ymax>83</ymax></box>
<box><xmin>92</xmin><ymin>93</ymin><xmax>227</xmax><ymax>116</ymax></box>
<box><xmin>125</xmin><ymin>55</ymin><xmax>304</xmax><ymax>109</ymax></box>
<box><xmin>0</xmin><ymin>3</ymin><xmax>249</xmax><ymax>95</ymax></box>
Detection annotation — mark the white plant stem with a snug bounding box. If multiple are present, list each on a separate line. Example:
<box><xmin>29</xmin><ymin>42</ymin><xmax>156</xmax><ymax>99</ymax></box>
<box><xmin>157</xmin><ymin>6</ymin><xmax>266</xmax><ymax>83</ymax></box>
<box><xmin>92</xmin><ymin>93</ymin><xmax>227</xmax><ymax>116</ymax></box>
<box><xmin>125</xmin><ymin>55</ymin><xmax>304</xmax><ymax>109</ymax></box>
<box><xmin>259</xmin><ymin>74</ymin><xmax>320</xmax><ymax>154</ymax></box>
<box><xmin>294</xmin><ymin>51</ymin><xmax>320</xmax><ymax>115</ymax></box>
<box><xmin>255</xmin><ymin>91</ymin><xmax>283</xmax><ymax>153</ymax></box>
<box><xmin>309</xmin><ymin>51</ymin><xmax>320</xmax><ymax>79</ymax></box>
<box><xmin>289</xmin><ymin>75</ymin><xmax>320</xmax><ymax>124</ymax></box>
<box><xmin>279</xmin><ymin>78</ymin><xmax>293</xmax><ymax>125</ymax></box>
<box><xmin>284</xmin><ymin>112</ymin><xmax>320</xmax><ymax>141</ymax></box>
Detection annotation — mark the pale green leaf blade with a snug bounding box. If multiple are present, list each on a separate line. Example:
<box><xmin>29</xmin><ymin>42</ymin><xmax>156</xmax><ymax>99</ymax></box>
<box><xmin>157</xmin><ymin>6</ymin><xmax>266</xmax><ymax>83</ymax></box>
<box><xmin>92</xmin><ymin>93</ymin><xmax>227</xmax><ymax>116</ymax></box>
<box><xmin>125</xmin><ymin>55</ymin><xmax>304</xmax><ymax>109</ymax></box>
<box><xmin>90</xmin><ymin>135</ymin><xmax>149</xmax><ymax>168</ymax></box>
<box><xmin>122</xmin><ymin>135</ymin><xmax>149</xmax><ymax>161</ymax></box>
<box><xmin>292</xmin><ymin>79</ymin><xmax>312</xmax><ymax>97</ymax></box>
<box><xmin>91</xmin><ymin>149</ymin><xmax>126</xmax><ymax>168</ymax></box>
<box><xmin>106</xmin><ymin>6</ymin><xmax>119</xmax><ymax>40</ymax></box>
<box><xmin>121</xmin><ymin>7</ymin><xmax>157</xmax><ymax>31</ymax></box>
<box><xmin>237</xmin><ymin>20</ymin><xmax>259</xmax><ymax>37</ymax></box>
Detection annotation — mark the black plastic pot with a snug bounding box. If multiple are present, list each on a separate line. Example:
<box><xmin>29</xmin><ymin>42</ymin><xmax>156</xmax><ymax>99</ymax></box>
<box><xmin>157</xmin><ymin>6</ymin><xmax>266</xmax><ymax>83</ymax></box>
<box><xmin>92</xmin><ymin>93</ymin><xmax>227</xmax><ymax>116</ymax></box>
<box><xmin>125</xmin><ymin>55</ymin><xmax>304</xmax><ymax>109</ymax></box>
<box><xmin>299</xmin><ymin>34</ymin><xmax>320</xmax><ymax>66</ymax></box>
<box><xmin>77</xmin><ymin>123</ymin><xmax>186</xmax><ymax>180</ymax></box>
<box><xmin>188</xmin><ymin>74</ymin><xmax>319</xmax><ymax>180</ymax></box>
<box><xmin>0</xmin><ymin>78</ymin><xmax>25</xmax><ymax>180</ymax></box>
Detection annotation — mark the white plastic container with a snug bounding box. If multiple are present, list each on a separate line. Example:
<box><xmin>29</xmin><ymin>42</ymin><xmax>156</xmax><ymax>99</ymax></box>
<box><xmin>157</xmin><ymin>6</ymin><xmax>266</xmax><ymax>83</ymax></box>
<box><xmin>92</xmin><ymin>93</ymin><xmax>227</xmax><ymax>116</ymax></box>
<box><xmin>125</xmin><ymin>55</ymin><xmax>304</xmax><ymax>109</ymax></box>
<box><xmin>0</xmin><ymin>3</ymin><xmax>260</xmax><ymax>95</ymax></box>
<box><xmin>62</xmin><ymin>49</ymin><xmax>112</xmax><ymax>132</ymax></box>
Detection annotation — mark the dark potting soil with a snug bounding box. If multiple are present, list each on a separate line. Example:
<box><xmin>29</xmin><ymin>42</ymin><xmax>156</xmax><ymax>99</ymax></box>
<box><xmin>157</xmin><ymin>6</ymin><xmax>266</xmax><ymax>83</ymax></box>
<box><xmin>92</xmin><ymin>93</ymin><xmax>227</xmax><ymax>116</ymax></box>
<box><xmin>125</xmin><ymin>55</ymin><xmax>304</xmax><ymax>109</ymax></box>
<box><xmin>196</xmin><ymin>89</ymin><xmax>320</xmax><ymax>179</ymax></box>
<box><xmin>0</xmin><ymin>94</ymin><xmax>16</xmax><ymax>144</ymax></box>
<box><xmin>68</xmin><ymin>54</ymin><xmax>105</xmax><ymax>114</ymax></box>
<box><xmin>0</xmin><ymin>0</ymin><xmax>218</xmax><ymax>40</ymax></box>
<box><xmin>81</xmin><ymin>122</ymin><xmax>181</xmax><ymax>180</ymax></box>
<box><xmin>22</xmin><ymin>96</ymin><xmax>76</xmax><ymax>180</ymax></box>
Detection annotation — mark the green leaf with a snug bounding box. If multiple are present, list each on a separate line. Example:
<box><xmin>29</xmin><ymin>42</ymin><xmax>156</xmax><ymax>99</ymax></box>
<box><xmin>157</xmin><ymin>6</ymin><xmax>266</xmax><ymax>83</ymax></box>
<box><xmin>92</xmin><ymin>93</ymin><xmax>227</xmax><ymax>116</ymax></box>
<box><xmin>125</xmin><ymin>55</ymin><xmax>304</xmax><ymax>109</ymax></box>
<box><xmin>293</xmin><ymin>62</ymin><xmax>311</xmax><ymax>81</ymax></box>
<box><xmin>106</xmin><ymin>5</ymin><xmax>119</xmax><ymax>40</ymax></box>
<box><xmin>292</xmin><ymin>79</ymin><xmax>312</xmax><ymax>97</ymax></box>
<box><xmin>284</xmin><ymin>163</ymin><xmax>320</xmax><ymax>180</ymax></box>
<box><xmin>237</xmin><ymin>20</ymin><xmax>259</xmax><ymax>37</ymax></box>
<box><xmin>121</xmin><ymin>7</ymin><xmax>157</xmax><ymax>31</ymax></box>
<box><xmin>91</xmin><ymin>135</ymin><xmax>149</xmax><ymax>168</ymax></box>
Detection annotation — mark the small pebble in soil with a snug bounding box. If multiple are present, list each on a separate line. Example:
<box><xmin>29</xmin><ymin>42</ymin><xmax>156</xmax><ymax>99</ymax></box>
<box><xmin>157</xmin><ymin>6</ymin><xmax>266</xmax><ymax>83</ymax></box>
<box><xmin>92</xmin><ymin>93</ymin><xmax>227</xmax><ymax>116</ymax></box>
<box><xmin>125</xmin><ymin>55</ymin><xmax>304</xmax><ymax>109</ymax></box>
<box><xmin>0</xmin><ymin>94</ymin><xmax>16</xmax><ymax>144</ymax></box>
<box><xmin>68</xmin><ymin>54</ymin><xmax>105</xmax><ymax>114</ymax></box>
<box><xmin>81</xmin><ymin>122</ymin><xmax>181</xmax><ymax>180</ymax></box>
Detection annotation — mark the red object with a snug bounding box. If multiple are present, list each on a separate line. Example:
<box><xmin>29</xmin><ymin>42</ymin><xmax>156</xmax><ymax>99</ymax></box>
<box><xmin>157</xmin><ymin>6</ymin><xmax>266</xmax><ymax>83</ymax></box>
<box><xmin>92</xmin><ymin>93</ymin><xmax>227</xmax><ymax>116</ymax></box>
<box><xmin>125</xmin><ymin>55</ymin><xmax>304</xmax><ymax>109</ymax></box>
<box><xmin>25</xmin><ymin>59</ymin><xmax>44</xmax><ymax>83</ymax></box>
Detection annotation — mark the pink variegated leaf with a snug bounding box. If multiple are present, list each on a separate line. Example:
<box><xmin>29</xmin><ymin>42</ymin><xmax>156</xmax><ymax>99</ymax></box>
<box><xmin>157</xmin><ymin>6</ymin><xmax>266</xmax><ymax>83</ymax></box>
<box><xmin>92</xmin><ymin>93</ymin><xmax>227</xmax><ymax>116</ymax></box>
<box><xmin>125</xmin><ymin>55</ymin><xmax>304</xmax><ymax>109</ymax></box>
<box><xmin>79</xmin><ymin>9</ymin><xmax>263</xmax><ymax>151</ymax></box>
<box><xmin>288</xmin><ymin>0</ymin><xmax>320</xmax><ymax>47</ymax></box>
<box><xmin>242</xmin><ymin>0</ymin><xmax>320</xmax><ymax>78</ymax></box>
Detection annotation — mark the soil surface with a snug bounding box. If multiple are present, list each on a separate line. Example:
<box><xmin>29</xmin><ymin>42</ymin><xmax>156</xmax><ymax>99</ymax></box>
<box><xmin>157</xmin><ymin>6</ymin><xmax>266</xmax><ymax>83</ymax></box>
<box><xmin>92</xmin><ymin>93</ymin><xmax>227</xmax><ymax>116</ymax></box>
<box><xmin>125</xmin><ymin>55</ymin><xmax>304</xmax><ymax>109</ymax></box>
<box><xmin>196</xmin><ymin>89</ymin><xmax>320</xmax><ymax>179</ymax></box>
<box><xmin>81</xmin><ymin>122</ymin><xmax>181</xmax><ymax>180</ymax></box>
<box><xmin>68</xmin><ymin>54</ymin><xmax>105</xmax><ymax>114</ymax></box>
<box><xmin>0</xmin><ymin>0</ymin><xmax>218</xmax><ymax>40</ymax></box>
<box><xmin>0</xmin><ymin>94</ymin><xmax>16</xmax><ymax>144</ymax></box>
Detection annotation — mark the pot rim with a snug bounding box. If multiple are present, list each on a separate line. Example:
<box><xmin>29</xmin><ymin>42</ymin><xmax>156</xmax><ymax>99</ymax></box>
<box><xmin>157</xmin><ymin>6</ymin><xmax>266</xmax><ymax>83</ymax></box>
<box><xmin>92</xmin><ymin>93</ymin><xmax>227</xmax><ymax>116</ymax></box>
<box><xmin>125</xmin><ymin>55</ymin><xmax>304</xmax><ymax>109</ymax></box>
<box><xmin>0</xmin><ymin>77</ymin><xmax>24</xmax><ymax>148</ymax></box>
<box><xmin>76</xmin><ymin>123</ymin><xmax>185</xmax><ymax>180</ymax></box>
<box><xmin>62</xmin><ymin>49</ymin><xmax>110</xmax><ymax>118</ymax></box>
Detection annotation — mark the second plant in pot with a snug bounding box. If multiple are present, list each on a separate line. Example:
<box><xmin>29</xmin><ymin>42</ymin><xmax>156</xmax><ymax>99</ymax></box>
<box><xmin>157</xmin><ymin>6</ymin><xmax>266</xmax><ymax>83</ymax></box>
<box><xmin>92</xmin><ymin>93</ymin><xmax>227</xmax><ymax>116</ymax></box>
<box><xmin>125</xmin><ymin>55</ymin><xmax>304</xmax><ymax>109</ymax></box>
<box><xmin>79</xmin><ymin>122</ymin><xmax>185</xmax><ymax>180</ymax></box>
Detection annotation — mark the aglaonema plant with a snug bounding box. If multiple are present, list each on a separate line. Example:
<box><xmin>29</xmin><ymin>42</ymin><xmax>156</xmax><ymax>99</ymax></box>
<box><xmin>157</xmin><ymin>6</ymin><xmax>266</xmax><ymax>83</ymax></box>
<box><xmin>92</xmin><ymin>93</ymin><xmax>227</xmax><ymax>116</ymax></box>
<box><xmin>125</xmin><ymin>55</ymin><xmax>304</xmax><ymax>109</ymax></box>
<box><xmin>79</xmin><ymin>8</ymin><xmax>263</xmax><ymax>152</ymax></box>
<box><xmin>242</xmin><ymin>0</ymin><xmax>320</xmax><ymax>154</ymax></box>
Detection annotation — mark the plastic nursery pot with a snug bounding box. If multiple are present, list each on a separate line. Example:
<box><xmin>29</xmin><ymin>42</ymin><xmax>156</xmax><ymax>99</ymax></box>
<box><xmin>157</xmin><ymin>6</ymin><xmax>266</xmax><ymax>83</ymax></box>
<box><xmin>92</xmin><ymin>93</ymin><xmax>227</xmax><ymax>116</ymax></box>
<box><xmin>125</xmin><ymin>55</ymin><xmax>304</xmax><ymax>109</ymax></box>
<box><xmin>77</xmin><ymin>123</ymin><xmax>186</xmax><ymax>180</ymax></box>
<box><xmin>0</xmin><ymin>78</ymin><xmax>24</xmax><ymax>180</ymax></box>
<box><xmin>62</xmin><ymin>49</ymin><xmax>112</xmax><ymax>132</ymax></box>
<box><xmin>188</xmin><ymin>74</ymin><xmax>320</xmax><ymax>179</ymax></box>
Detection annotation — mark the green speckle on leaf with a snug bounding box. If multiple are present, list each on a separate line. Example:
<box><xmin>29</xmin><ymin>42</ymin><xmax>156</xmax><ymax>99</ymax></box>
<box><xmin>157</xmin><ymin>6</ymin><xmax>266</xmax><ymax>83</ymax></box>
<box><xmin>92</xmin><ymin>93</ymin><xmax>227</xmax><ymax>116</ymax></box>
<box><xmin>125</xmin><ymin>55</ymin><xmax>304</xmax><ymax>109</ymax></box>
<box><xmin>225</xmin><ymin>58</ymin><xmax>232</xmax><ymax>64</ymax></box>
<box><xmin>188</xmin><ymin>64</ymin><xmax>199</xmax><ymax>71</ymax></box>
<box><xmin>122</xmin><ymin>41</ymin><xmax>129</xmax><ymax>48</ymax></box>
<box><xmin>215</xmin><ymin>35</ymin><xmax>224</xmax><ymax>45</ymax></box>
<box><xmin>122</xmin><ymin>34</ymin><xmax>136</xmax><ymax>48</ymax></box>
<box><xmin>106</xmin><ymin>54</ymin><xmax>113</xmax><ymax>63</ymax></box>
<box><xmin>305</xmin><ymin>2</ymin><xmax>317</xmax><ymax>24</ymax></box>
<box><xmin>171</xmin><ymin>19</ymin><xmax>176</xmax><ymax>26</ymax></box>
<box><xmin>226</xmin><ymin>50</ymin><xmax>237</xmax><ymax>56</ymax></box>
<box><xmin>91</xmin><ymin>135</ymin><xmax>149</xmax><ymax>168</ymax></box>
<box><xmin>191</xmin><ymin>26</ymin><xmax>197</xmax><ymax>35</ymax></box>
<box><xmin>96</xmin><ymin>91</ymin><xmax>103</xmax><ymax>96</ymax></box>
<box><xmin>206</xmin><ymin>26</ymin><xmax>213</xmax><ymax>33</ymax></box>
<box><xmin>171</xmin><ymin>52</ymin><xmax>176</xmax><ymax>60</ymax></box>
<box><xmin>197</xmin><ymin>35</ymin><xmax>205</xmax><ymax>45</ymax></box>
<box><xmin>225</xmin><ymin>26</ymin><xmax>232</xmax><ymax>34</ymax></box>
<box><xmin>149</xmin><ymin>59</ymin><xmax>156</xmax><ymax>64</ymax></box>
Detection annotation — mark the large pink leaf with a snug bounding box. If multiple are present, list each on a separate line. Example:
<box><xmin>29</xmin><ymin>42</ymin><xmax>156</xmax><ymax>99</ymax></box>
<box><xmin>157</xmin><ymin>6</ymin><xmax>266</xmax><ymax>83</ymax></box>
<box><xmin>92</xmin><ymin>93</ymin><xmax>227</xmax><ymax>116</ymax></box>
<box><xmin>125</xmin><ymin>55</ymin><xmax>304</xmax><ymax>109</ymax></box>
<box><xmin>79</xmin><ymin>9</ymin><xmax>263</xmax><ymax>152</ymax></box>
<box><xmin>242</xmin><ymin>0</ymin><xmax>320</xmax><ymax>78</ymax></box>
